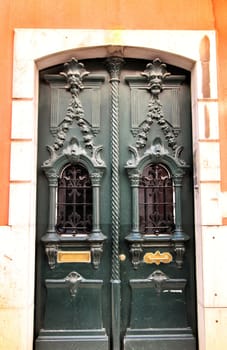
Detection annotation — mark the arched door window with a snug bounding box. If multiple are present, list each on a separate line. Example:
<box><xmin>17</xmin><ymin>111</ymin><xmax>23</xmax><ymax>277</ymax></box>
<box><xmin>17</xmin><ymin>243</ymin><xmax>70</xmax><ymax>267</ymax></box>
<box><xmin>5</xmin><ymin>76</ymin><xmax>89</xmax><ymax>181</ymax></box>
<box><xmin>56</xmin><ymin>164</ymin><xmax>92</xmax><ymax>235</ymax></box>
<box><xmin>139</xmin><ymin>164</ymin><xmax>174</xmax><ymax>235</ymax></box>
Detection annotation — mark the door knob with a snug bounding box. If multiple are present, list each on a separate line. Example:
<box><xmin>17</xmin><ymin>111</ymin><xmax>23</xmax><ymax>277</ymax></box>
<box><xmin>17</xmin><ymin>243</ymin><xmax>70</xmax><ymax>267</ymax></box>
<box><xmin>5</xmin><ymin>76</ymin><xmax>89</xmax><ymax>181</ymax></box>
<box><xmin>119</xmin><ymin>254</ymin><xmax>126</xmax><ymax>261</ymax></box>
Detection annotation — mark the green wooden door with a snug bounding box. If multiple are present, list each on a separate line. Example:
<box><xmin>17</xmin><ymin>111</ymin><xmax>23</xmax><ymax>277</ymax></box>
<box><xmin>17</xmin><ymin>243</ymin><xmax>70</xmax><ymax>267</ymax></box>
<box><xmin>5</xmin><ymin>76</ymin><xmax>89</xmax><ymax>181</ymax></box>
<box><xmin>35</xmin><ymin>57</ymin><xmax>197</xmax><ymax>350</ymax></box>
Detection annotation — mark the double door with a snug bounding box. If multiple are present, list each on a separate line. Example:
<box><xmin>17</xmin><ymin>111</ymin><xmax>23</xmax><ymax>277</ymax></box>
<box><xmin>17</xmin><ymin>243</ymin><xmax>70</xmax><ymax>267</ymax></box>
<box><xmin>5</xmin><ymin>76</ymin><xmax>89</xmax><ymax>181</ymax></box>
<box><xmin>35</xmin><ymin>57</ymin><xmax>197</xmax><ymax>350</ymax></box>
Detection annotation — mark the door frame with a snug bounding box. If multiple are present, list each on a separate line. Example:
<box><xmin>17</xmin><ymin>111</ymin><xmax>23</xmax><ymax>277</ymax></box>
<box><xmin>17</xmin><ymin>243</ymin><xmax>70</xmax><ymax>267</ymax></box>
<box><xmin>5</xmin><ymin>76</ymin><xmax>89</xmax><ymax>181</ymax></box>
<box><xmin>9</xmin><ymin>29</ymin><xmax>220</xmax><ymax>350</ymax></box>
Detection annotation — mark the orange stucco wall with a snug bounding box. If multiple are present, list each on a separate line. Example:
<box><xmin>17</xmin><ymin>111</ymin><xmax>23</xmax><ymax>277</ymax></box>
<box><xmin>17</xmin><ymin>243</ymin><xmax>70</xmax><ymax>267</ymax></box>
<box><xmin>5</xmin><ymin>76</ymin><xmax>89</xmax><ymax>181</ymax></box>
<box><xmin>213</xmin><ymin>1</ymin><xmax>227</xmax><ymax>192</ymax></box>
<box><xmin>0</xmin><ymin>0</ymin><xmax>227</xmax><ymax>224</ymax></box>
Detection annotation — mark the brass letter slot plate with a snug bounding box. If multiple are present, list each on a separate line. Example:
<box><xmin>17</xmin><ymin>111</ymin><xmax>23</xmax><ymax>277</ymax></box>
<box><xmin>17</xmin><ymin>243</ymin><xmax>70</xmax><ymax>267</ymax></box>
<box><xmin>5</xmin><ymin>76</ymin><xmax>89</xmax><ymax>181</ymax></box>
<box><xmin>57</xmin><ymin>251</ymin><xmax>91</xmax><ymax>263</ymax></box>
<box><xmin>144</xmin><ymin>251</ymin><xmax>173</xmax><ymax>265</ymax></box>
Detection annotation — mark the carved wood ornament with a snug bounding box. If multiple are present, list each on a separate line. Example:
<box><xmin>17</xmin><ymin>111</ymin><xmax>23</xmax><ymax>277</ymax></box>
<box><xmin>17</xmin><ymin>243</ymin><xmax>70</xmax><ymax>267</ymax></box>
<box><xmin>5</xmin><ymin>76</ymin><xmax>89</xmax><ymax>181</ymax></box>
<box><xmin>125</xmin><ymin>58</ymin><xmax>189</xmax><ymax>269</ymax></box>
<box><xmin>42</xmin><ymin>58</ymin><xmax>106</xmax><ymax>270</ymax></box>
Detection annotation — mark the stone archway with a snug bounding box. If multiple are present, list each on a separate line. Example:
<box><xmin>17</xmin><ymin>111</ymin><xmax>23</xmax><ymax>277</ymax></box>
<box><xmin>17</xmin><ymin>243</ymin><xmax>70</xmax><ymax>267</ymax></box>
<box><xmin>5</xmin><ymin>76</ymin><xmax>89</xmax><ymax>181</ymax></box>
<box><xmin>9</xmin><ymin>29</ymin><xmax>219</xmax><ymax>350</ymax></box>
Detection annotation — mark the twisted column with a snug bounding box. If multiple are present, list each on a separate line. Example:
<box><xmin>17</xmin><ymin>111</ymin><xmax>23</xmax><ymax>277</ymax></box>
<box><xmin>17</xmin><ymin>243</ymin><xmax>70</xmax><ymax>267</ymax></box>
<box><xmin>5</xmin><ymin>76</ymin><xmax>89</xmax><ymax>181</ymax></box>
<box><xmin>106</xmin><ymin>57</ymin><xmax>124</xmax><ymax>350</ymax></box>
<box><xmin>106</xmin><ymin>57</ymin><xmax>124</xmax><ymax>280</ymax></box>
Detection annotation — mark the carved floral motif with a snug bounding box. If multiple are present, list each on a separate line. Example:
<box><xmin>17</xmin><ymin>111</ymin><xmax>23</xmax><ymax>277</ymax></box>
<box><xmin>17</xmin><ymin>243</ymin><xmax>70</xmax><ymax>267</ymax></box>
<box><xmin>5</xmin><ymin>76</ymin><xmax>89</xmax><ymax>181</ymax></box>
<box><xmin>136</xmin><ymin>58</ymin><xmax>178</xmax><ymax>151</ymax></box>
<box><xmin>52</xmin><ymin>58</ymin><xmax>94</xmax><ymax>151</ymax></box>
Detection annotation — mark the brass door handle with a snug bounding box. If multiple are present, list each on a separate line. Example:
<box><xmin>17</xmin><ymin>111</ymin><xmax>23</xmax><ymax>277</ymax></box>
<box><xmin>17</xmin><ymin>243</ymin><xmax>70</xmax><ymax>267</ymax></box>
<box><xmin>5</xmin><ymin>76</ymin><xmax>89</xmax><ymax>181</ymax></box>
<box><xmin>119</xmin><ymin>254</ymin><xmax>126</xmax><ymax>261</ymax></box>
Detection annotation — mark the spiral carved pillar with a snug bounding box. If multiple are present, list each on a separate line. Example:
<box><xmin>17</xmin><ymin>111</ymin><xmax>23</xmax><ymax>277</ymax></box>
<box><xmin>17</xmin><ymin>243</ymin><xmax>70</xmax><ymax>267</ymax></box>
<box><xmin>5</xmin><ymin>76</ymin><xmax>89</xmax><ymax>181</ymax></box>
<box><xmin>106</xmin><ymin>57</ymin><xmax>124</xmax><ymax>350</ymax></box>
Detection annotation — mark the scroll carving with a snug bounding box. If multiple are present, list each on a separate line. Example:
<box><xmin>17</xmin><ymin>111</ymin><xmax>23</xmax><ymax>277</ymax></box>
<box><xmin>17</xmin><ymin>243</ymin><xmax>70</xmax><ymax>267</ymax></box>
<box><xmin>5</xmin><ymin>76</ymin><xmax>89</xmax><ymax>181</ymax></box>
<box><xmin>129</xmin><ymin>243</ymin><xmax>143</xmax><ymax>270</ymax></box>
<box><xmin>45</xmin><ymin>244</ymin><xmax>58</xmax><ymax>270</ymax></box>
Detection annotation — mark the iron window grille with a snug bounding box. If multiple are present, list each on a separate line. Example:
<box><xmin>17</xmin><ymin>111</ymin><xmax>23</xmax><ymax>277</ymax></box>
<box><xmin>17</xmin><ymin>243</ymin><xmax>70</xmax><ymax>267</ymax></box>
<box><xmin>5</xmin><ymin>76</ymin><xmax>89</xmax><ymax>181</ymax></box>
<box><xmin>56</xmin><ymin>164</ymin><xmax>92</xmax><ymax>235</ymax></box>
<box><xmin>139</xmin><ymin>164</ymin><xmax>174</xmax><ymax>235</ymax></box>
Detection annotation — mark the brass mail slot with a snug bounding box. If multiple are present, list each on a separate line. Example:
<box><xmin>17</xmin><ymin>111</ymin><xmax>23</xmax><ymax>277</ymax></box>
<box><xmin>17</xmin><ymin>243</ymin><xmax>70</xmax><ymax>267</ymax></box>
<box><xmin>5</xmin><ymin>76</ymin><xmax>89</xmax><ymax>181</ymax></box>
<box><xmin>143</xmin><ymin>251</ymin><xmax>173</xmax><ymax>265</ymax></box>
<box><xmin>57</xmin><ymin>251</ymin><xmax>91</xmax><ymax>263</ymax></box>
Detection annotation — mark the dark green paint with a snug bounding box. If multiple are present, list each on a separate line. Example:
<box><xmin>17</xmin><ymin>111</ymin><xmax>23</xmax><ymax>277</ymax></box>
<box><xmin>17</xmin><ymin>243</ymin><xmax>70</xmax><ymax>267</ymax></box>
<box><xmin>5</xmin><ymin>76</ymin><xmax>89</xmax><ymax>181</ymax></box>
<box><xmin>35</xmin><ymin>58</ymin><xmax>197</xmax><ymax>350</ymax></box>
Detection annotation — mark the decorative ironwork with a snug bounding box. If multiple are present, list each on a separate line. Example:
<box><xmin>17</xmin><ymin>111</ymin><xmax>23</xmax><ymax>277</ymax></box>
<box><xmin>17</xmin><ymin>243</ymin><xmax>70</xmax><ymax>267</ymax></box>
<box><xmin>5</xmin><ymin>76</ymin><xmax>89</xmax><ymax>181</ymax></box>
<box><xmin>139</xmin><ymin>164</ymin><xmax>174</xmax><ymax>235</ymax></box>
<box><xmin>56</xmin><ymin>164</ymin><xmax>92</xmax><ymax>235</ymax></box>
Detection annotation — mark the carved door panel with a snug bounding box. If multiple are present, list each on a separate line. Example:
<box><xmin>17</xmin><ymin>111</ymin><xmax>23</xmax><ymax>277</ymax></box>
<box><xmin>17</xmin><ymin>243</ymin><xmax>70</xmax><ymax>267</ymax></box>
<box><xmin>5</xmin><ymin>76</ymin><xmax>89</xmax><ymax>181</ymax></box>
<box><xmin>35</xmin><ymin>57</ymin><xmax>197</xmax><ymax>350</ymax></box>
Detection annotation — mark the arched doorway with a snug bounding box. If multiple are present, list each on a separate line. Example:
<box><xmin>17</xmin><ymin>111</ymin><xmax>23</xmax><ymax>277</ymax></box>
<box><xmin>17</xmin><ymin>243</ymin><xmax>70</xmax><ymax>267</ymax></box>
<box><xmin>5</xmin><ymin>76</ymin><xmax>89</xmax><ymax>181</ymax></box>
<box><xmin>35</xmin><ymin>55</ymin><xmax>197</xmax><ymax>350</ymax></box>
